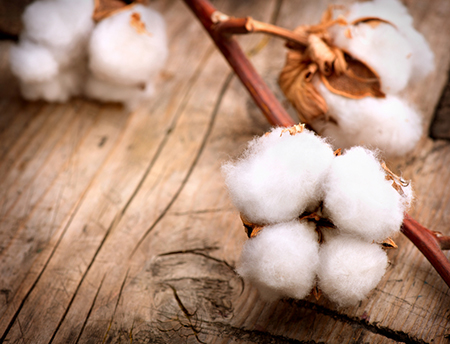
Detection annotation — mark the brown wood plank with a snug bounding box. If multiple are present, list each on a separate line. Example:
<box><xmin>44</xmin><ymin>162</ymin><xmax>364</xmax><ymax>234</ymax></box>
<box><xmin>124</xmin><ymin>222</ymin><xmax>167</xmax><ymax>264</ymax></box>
<box><xmin>0</xmin><ymin>0</ymin><xmax>450</xmax><ymax>343</ymax></box>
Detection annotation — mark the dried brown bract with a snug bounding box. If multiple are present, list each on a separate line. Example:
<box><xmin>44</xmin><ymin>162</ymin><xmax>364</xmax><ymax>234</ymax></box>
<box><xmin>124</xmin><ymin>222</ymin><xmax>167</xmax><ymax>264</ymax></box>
<box><xmin>93</xmin><ymin>0</ymin><xmax>148</xmax><ymax>22</ymax></box>
<box><xmin>278</xmin><ymin>6</ymin><xmax>386</xmax><ymax>123</ymax></box>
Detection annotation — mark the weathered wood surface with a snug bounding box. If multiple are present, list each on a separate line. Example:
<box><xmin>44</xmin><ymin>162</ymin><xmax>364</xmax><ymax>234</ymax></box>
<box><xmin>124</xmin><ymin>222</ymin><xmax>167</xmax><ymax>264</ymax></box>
<box><xmin>1</xmin><ymin>0</ymin><xmax>450</xmax><ymax>343</ymax></box>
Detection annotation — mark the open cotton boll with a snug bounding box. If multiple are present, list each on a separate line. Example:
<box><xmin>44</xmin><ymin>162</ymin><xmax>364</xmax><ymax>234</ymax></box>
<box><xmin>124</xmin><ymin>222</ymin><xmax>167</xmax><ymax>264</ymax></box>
<box><xmin>89</xmin><ymin>4</ymin><xmax>168</xmax><ymax>86</ymax></box>
<box><xmin>330</xmin><ymin>22</ymin><xmax>413</xmax><ymax>94</ymax></box>
<box><xmin>323</xmin><ymin>147</ymin><xmax>405</xmax><ymax>242</ymax></box>
<box><xmin>341</xmin><ymin>0</ymin><xmax>434</xmax><ymax>81</ymax></box>
<box><xmin>222</xmin><ymin>127</ymin><xmax>334</xmax><ymax>225</ymax></box>
<box><xmin>237</xmin><ymin>220</ymin><xmax>319</xmax><ymax>301</ymax></box>
<box><xmin>20</xmin><ymin>65</ymin><xmax>86</xmax><ymax>102</ymax></box>
<box><xmin>84</xmin><ymin>75</ymin><xmax>155</xmax><ymax>110</ymax></box>
<box><xmin>10</xmin><ymin>40</ymin><xmax>58</xmax><ymax>83</ymax></box>
<box><xmin>21</xmin><ymin>0</ymin><xmax>94</xmax><ymax>66</ymax></box>
<box><xmin>318</xmin><ymin>235</ymin><xmax>388</xmax><ymax>307</ymax></box>
<box><xmin>314</xmin><ymin>81</ymin><xmax>422</xmax><ymax>157</ymax></box>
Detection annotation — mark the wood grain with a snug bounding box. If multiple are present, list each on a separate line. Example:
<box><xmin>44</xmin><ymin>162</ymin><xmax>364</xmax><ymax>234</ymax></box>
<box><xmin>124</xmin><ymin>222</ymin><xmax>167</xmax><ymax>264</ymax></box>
<box><xmin>1</xmin><ymin>0</ymin><xmax>450</xmax><ymax>343</ymax></box>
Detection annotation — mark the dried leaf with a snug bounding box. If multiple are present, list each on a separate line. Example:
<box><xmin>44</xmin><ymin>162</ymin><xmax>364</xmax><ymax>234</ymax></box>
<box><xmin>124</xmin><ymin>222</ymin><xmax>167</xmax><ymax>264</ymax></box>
<box><xmin>307</xmin><ymin>34</ymin><xmax>336</xmax><ymax>75</ymax></box>
<box><xmin>379</xmin><ymin>237</ymin><xmax>398</xmax><ymax>249</ymax></box>
<box><xmin>351</xmin><ymin>16</ymin><xmax>396</xmax><ymax>29</ymax></box>
<box><xmin>320</xmin><ymin>52</ymin><xmax>385</xmax><ymax>99</ymax></box>
<box><xmin>130</xmin><ymin>12</ymin><xmax>151</xmax><ymax>35</ymax></box>
<box><xmin>93</xmin><ymin>0</ymin><xmax>148</xmax><ymax>22</ymax></box>
<box><xmin>381</xmin><ymin>161</ymin><xmax>410</xmax><ymax>197</ymax></box>
<box><xmin>278</xmin><ymin>50</ymin><xmax>328</xmax><ymax>122</ymax></box>
<box><xmin>312</xmin><ymin>286</ymin><xmax>322</xmax><ymax>300</ymax></box>
<box><xmin>280</xmin><ymin>123</ymin><xmax>305</xmax><ymax>136</ymax></box>
<box><xmin>240</xmin><ymin>214</ymin><xmax>264</xmax><ymax>238</ymax></box>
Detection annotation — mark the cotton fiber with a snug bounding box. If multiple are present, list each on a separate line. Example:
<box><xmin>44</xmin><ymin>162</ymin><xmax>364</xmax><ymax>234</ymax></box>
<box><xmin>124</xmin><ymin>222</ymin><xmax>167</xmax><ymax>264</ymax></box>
<box><xmin>88</xmin><ymin>4</ymin><xmax>168</xmax><ymax>87</ymax></box>
<box><xmin>9</xmin><ymin>0</ymin><xmax>168</xmax><ymax>108</ymax></box>
<box><xmin>323</xmin><ymin>147</ymin><xmax>407</xmax><ymax>242</ymax></box>
<box><xmin>237</xmin><ymin>220</ymin><xmax>320</xmax><ymax>301</ymax></box>
<box><xmin>315</xmin><ymin>81</ymin><xmax>423</xmax><ymax>157</ymax></box>
<box><xmin>225</xmin><ymin>126</ymin><xmax>411</xmax><ymax>306</ymax></box>
<box><xmin>306</xmin><ymin>0</ymin><xmax>434</xmax><ymax>157</ymax></box>
<box><xmin>222</xmin><ymin>127</ymin><xmax>334</xmax><ymax>225</ymax></box>
<box><xmin>340</xmin><ymin>0</ymin><xmax>435</xmax><ymax>80</ymax></box>
<box><xmin>330</xmin><ymin>22</ymin><xmax>413</xmax><ymax>94</ymax></box>
<box><xmin>318</xmin><ymin>235</ymin><xmax>388</xmax><ymax>307</ymax></box>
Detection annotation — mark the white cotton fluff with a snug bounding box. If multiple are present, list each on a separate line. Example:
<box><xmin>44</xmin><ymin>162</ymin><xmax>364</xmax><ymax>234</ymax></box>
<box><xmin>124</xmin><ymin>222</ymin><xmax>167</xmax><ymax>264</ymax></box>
<box><xmin>10</xmin><ymin>0</ymin><xmax>168</xmax><ymax>108</ymax></box>
<box><xmin>20</xmin><ymin>0</ymin><xmax>94</xmax><ymax>67</ymax></box>
<box><xmin>222</xmin><ymin>127</ymin><xmax>334</xmax><ymax>225</ymax></box>
<box><xmin>341</xmin><ymin>0</ymin><xmax>435</xmax><ymax>81</ymax></box>
<box><xmin>317</xmin><ymin>235</ymin><xmax>388</xmax><ymax>307</ymax></box>
<box><xmin>237</xmin><ymin>220</ymin><xmax>319</xmax><ymax>301</ymax></box>
<box><xmin>88</xmin><ymin>4</ymin><xmax>168</xmax><ymax>87</ymax></box>
<box><xmin>9</xmin><ymin>40</ymin><xmax>58</xmax><ymax>83</ymax></box>
<box><xmin>323</xmin><ymin>147</ymin><xmax>408</xmax><ymax>242</ymax></box>
<box><xmin>314</xmin><ymin>81</ymin><xmax>423</xmax><ymax>157</ymax></box>
<box><xmin>330</xmin><ymin>22</ymin><xmax>413</xmax><ymax>94</ymax></box>
<box><xmin>20</xmin><ymin>65</ymin><xmax>86</xmax><ymax>102</ymax></box>
<box><xmin>84</xmin><ymin>75</ymin><xmax>155</xmax><ymax>110</ymax></box>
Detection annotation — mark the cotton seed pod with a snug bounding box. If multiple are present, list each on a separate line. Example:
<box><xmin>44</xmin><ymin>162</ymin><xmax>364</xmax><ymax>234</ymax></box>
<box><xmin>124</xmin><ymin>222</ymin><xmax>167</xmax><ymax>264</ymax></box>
<box><xmin>237</xmin><ymin>220</ymin><xmax>320</xmax><ymax>301</ymax></box>
<box><xmin>317</xmin><ymin>234</ymin><xmax>388</xmax><ymax>307</ymax></box>
<box><xmin>323</xmin><ymin>146</ymin><xmax>410</xmax><ymax>242</ymax></box>
<box><xmin>341</xmin><ymin>0</ymin><xmax>435</xmax><ymax>81</ymax></box>
<box><xmin>329</xmin><ymin>20</ymin><xmax>413</xmax><ymax>94</ymax></box>
<box><xmin>222</xmin><ymin>127</ymin><xmax>334</xmax><ymax>225</ymax></box>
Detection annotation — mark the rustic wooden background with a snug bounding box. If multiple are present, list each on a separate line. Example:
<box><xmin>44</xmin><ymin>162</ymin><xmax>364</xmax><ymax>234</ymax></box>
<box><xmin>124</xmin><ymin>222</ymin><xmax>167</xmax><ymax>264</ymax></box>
<box><xmin>1</xmin><ymin>0</ymin><xmax>450</xmax><ymax>343</ymax></box>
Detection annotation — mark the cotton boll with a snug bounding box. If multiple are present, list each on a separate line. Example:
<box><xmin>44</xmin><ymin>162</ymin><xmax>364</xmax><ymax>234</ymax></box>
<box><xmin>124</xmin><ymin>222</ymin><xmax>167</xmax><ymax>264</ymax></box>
<box><xmin>237</xmin><ymin>220</ymin><xmax>319</xmax><ymax>301</ymax></box>
<box><xmin>222</xmin><ymin>127</ymin><xmax>334</xmax><ymax>224</ymax></box>
<box><xmin>330</xmin><ymin>22</ymin><xmax>413</xmax><ymax>94</ymax></box>
<box><xmin>314</xmin><ymin>81</ymin><xmax>422</xmax><ymax>157</ymax></box>
<box><xmin>10</xmin><ymin>40</ymin><xmax>58</xmax><ymax>83</ymax></box>
<box><xmin>20</xmin><ymin>65</ymin><xmax>85</xmax><ymax>102</ymax></box>
<box><xmin>341</xmin><ymin>0</ymin><xmax>434</xmax><ymax>81</ymax></box>
<box><xmin>318</xmin><ymin>235</ymin><xmax>388</xmax><ymax>307</ymax></box>
<box><xmin>84</xmin><ymin>75</ymin><xmax>155</xmax><ymax>110</ymax></box>
<box><xmin>323</xmin><ymin>147</ymin><xmax>405</xmax><ymax>242</ymax></box>
<box><xmin>22</xmin><ymin>0</ymin><xmax>94</xmax><ymax>66</ymax></box>
<box><xmin>89</xmin><ymin>4</ymin><xmax>168</xmax><ymax>86</ymax></box>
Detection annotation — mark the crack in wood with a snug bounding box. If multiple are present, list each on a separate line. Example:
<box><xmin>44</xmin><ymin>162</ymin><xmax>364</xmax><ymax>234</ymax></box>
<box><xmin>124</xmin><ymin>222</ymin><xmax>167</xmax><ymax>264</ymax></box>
<box><xmin>130</xmin><ymin>72</ymin><xmax>235</xmax><ymax>256</ymax></box>
<box><xmin>47</xmin><ymin>213</ymin><xmax>120</xmax><ymax>344</ymax></box>
<box><xmin>74</xmin><ymin>273</ymin><xmax>106</xmax><ymax>344</ymax></box>
<box><xmin>288</xmin><ymin>299</ymin><xmax>429</xmax><ymax>344</ymax></box>
<box><xmin>119</xmin><ymin>45</ymin><xmax>216</xmax><ymax>220</ymax></box>
<box><xmin>102</xmin><ymin>269</ymin><xmax>129</xmax><ymax>344</ymax></box>
<box><xmin>167</xmin><ymin>284</ymin><xmax>206</xmax><ymax>344</ymax></box>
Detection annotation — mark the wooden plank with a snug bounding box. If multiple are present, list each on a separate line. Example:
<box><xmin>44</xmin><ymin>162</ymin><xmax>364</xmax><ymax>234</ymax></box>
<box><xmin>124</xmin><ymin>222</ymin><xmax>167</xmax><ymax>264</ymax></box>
<box><xmin>0</xmin><ymin>0</ymin><xmax>450</xmax><ymax>343</ymax></box>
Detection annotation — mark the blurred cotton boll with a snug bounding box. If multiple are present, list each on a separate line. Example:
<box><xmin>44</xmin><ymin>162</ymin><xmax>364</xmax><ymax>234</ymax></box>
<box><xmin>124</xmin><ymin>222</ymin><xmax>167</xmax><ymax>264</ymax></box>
<box><xmin>88</xmin><ymin>4</ymin><xmax>168</xmax><ymax>87</ymax></box>
<box><xmin>330</xmin><ymin>22</ymin><xmax>413</xmax><ymax>94</ymax></box>
<box><xmin>9</xmin><ymin>0</ymin><xmax>168</xmax><ymax>108</ymax></box>
<box><xmin>342</xmin><ymin>0</ymin><xmax>435</xmax><ymax>81</ymax></box>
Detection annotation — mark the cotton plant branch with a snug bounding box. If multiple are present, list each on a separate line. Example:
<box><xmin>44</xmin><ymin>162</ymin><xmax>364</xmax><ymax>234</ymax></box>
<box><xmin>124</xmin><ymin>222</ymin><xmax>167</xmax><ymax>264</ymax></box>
<box><xmin>182</xmin><ymin>0</ymin><xmax>450</xmax><ymax>288</ymax></box>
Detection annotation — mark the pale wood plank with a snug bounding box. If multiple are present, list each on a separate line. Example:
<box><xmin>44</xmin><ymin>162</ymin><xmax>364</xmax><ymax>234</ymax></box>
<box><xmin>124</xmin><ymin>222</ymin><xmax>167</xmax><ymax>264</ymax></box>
<box><xmin>0</xmin><ymin>0</ymin><xmax>450</xmax><ymax>343</ymax></box>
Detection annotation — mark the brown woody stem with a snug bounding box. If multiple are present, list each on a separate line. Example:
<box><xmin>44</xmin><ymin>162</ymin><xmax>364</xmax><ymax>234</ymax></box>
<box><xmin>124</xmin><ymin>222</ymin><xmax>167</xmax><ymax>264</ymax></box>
<box><xmin>183</xmin><ymin>0</ymin><xmax>450</xmax><ymax>289</ymax></box>
<box><xmin>214</xmin><ymin>16</ymin><xmax>309</xmax><ymax>46</ymax></box>
<box><xmin>183</xmin><ymin>0</ymin><xmax>294</xmax><ymax>127</ymax></box>
<box><xmin>402</xmin><ymin>214</ymin><xmax>450</xmax><ymax>286</ymax></box>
